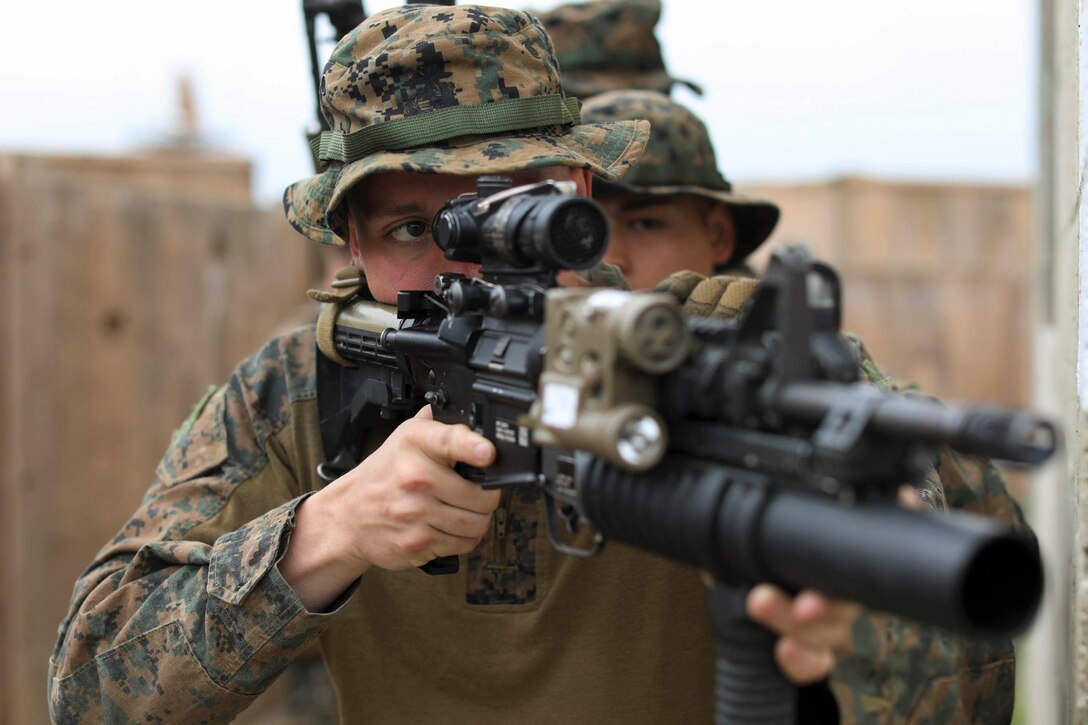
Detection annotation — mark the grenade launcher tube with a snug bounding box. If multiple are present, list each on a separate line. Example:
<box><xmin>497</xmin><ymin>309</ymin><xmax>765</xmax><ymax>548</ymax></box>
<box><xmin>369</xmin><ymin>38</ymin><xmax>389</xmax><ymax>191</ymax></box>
<box><xmin>578</xmin><ymin>455</ymin><xmax>1043</xmax><ymax>638</ymax></box>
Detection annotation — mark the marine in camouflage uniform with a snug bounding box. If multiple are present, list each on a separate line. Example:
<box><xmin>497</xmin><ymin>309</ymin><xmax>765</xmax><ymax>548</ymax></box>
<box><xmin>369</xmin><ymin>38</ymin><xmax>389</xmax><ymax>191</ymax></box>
<box><xmin>49</xmin><ymin>7</ymin><xmax>701</xmax><ymax>723</ymax></box>
<box><xmin>534</xmin><ymin>0</ymin><xmax>701</xmax><ymax>98</ymax></box>
<box><xmin>580</xmin><ymin>89</ymin><xmax>780</xmax><ymax>285</ymax></box>
<box><xmin>585</xmin><ymin>88</ymin><xmax>1031</xmax><ymax>722</ymax></box>
<box><xmin>48</xmin><ymin>6</ymin><xmax>1020</xmax><ymax>724</ymax></box>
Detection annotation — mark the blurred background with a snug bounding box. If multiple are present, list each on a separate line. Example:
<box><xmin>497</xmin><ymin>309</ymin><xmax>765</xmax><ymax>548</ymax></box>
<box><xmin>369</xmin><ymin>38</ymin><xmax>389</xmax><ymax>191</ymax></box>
<box><xmin>1</xmin><ymin>0</ymin><xmax>1081</xmax><ymax>723</ymax></box>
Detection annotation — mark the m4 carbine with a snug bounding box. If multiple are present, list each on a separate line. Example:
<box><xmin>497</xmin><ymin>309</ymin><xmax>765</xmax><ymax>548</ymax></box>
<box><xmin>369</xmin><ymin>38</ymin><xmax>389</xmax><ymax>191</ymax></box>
<box><xmin>317</xmin><ymin>177</ymin><xmax>1053</xmax><ymax>725</ymax></box>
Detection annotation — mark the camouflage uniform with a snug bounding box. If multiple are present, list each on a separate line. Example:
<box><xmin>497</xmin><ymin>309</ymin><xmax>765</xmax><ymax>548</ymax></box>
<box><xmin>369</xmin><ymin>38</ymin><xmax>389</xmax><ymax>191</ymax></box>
<box><xmin>834</xmin><ymin>333</ymin><xmax>1029</xmax><ymax>723</ymax></box>
<box><xmin>534</xmin><ymin>0</ymin><xmax>701</xmax><ymax>98</ymax></box>
<box><xmin>49</xmin><ymin>5</ymin><xmax>1025</xmax><ymax>724</ymax></box>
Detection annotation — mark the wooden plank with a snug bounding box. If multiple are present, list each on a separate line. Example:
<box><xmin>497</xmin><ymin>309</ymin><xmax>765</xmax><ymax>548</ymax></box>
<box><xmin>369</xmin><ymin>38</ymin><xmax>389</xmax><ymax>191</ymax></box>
<box><xmin>745</xmin><ymin>177</ymin><xmax>1032</xmax><ymax>406</ymax></box>
<box><xmin>5</xmin><ymin>152</ymin><xmax>254</xmax><ymax>203</ymax></box>
<box><xmin>0</xmin><ymin>152</ymin><xmax>29</xmax><ymax>725</ymax></box>
<box><xmin>0</xmin><ymin>155</ymin><xmax>319</xmax><ymax>723</ymax></box>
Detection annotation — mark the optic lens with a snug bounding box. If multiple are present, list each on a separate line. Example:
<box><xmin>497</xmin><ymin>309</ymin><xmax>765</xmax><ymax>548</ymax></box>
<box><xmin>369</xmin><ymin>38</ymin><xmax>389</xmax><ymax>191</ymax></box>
<box><xmin>542</xmin><ymin>199</ymin><xmax>609</xmax><ymax>269</ymax></box>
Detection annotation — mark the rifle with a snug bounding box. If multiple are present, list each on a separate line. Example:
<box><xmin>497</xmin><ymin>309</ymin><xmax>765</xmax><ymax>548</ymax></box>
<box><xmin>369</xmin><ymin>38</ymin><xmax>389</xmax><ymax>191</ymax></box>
<box><xmin>316</xmin><ymin>176</ymin><xmax>1052</xmax><ymax>724</ymax></box>
<box><xmin>303</xmin><ymin>0</ymin><xmax>366</xmax><ymax>170</ymax></box>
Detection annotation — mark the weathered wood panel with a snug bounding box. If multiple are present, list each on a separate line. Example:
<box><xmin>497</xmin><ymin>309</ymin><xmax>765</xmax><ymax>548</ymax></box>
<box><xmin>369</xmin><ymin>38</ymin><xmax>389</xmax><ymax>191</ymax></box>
<box><xmin>745</xmin><ymin>177</ymin><xmax>1033</xmax><ymax>409</ymax></box>
<box><xmin>0</xmin><ymin>155</ymin><xmax>320</xmax><ymax>725</ymax></box>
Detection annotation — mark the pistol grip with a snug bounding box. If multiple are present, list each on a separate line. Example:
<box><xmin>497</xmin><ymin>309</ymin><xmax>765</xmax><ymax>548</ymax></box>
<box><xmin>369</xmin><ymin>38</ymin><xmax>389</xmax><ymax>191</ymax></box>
<box><xmin>419</xmin><ymin>556</ymin><xmax>460</xmax><ymax>575</ymax></box>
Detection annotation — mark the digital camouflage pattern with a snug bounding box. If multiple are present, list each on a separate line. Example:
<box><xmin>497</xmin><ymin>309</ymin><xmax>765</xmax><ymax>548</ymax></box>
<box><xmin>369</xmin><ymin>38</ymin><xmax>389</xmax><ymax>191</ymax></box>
<box><xmin>283</xmin><ymin>4</ymin><xmax>649</xmax><ymax>247</ymax></box>
<box><xmin>534</xmin><ymin>0</ymin><xmax>700</xmax><ymax>98</ymax></box>
<box><xmin>49</xmin><ymin>331</ymin><xmax>332</xmax><ymax>723</ymax></box>
<box><xmin>833</xmin><ymin>608</ymin><xmax>1017</xmax><ymax>723</ymax></box>
<box><xmin>834</xmin><ymin>333</ymin><xmax>1026</xmax><ymax>722</ymax></box>
<box><xmin>658</xmin><ymin>271</ymin><xmax>1028</xmax><ymax>722</ymax></box>
<box><xmin>583</xmin><ymin>90</ymin><xmax>780</xmax><ymax>263</ymax></box>
<box><xmin>466</xmin><ymin>488</ymin><xmax>541</xmax><ymax>605</ymax></box>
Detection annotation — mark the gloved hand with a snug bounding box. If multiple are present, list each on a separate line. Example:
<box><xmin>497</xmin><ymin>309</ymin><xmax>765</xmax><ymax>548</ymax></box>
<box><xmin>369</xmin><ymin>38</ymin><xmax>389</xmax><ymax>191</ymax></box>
<box><xmin>654</xmin><ymin>271</ymin><xmax>759</xmax><ymax>320</ymax></box>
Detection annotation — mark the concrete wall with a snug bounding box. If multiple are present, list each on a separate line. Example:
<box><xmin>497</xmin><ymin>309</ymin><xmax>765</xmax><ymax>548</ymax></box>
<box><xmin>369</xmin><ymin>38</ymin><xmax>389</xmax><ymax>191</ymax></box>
<box><xmin>1028</xmin><ymin>0</ymin><xmax>1084</xmax><ymax>722</ymax></box>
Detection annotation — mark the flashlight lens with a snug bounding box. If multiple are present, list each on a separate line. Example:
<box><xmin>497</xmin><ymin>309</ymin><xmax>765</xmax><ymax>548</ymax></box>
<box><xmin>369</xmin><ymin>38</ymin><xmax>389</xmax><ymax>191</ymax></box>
<box><xmin>616</xmin><ymin>414</ymin><xmax>664</xmax><ymax>468</ymax></box>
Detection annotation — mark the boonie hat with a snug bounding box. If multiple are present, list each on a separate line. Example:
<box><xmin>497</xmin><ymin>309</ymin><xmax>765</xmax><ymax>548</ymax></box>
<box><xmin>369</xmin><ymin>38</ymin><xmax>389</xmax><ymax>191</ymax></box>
<box><xmin>536</xmin><ymin>0</ymin><xmax>701</xmax><ymax>99</ymax></box>
<box><xmin>581</xmin><ymin>90</ymin><xmax>779</xmax><ymax>263</ymax></box>
<box><xmin>284</xmin><ymin>4</ymin><xmax>649</xmax><ymax>247</ymax></box>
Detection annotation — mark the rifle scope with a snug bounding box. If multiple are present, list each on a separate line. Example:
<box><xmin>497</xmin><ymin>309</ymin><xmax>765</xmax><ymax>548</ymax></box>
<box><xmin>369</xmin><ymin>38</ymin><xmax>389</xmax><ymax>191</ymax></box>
<box><xmin>433</xmin><ymin>177</ymin><xmax>609</xmax><ymax>271</ymax></box>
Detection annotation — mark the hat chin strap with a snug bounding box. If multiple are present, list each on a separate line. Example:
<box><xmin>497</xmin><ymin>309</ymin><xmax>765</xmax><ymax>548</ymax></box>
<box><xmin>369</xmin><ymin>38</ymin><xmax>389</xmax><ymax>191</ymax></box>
<box><xmin>312</xmin><ymin>94</ymin><xmax>582</xmax><ymax>167</ymax></box>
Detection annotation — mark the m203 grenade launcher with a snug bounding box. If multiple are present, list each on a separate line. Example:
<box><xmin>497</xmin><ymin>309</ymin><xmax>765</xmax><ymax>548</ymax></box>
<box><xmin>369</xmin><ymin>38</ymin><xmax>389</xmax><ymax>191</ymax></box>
<box><xmin>317</xmin><ymin>176</ymin><xmax>1054</xmax><ymax>724</ymax></box>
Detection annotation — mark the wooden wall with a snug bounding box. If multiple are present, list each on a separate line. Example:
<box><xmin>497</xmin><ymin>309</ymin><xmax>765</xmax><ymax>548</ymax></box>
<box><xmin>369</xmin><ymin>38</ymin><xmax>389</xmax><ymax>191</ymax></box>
<box><xmin>745</xmin><ymin>177</ymin><xmax>1033</xmax><ymax>409</ymax></box>
<box><xmin>0</xmin><ymin>154</ymin><xmax>321</xmax><ymax>724</ymax></box>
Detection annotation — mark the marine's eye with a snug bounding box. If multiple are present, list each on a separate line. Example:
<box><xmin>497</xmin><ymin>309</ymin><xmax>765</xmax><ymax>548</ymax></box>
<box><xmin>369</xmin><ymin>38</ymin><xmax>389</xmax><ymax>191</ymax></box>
<box><xmin>630</xmin><ymin>216</ymin><xmax>666</xmax><ymax>233</ymax></box>
<box><xmin>391</xmin><ymin>221</ymin><xmax>429</xmax><ymax>242</ymax></box>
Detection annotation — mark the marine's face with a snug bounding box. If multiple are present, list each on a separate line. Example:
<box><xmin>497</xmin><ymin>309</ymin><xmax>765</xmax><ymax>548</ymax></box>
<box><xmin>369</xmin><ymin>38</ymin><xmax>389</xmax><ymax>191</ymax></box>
<box><xmin>346</xmin><ymin>167</ymin><xmax>588</xmax><ymax>304</ymax></box>
<box><xmin>596</xmin><ymin>191</ymin><xmax>737</xmax><ymax>290</ymax></box>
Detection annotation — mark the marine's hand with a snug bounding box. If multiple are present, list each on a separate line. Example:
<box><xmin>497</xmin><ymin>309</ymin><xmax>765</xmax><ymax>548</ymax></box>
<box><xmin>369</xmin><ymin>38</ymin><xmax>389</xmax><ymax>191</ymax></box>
<box><xmin>279</xmin><ymin>406</ymin><xmax>500</xmax><ymax>611</ymax></box>
<box><xmin>325</xmin><ymin>405</ymin><xmax>501</xmax><ymax>571</ymax></box>
<box><xmin>557</xmin><ymin>261</ymin><xmax>629</xmax><ymax>290</ymax></box>
<box><xmin>654</xmin><ymin>271</ymin><xmax>759</xmax><ymax>320</ymax></box>
<box><xmin>742</xmin><ymin>489</ymin><xmax>922</xmax><ymax>685</ymax></box>
<box><xmin>746</xmin><ymin>584</ymin><xmax>860</xmax><ymax>685</ymax></box>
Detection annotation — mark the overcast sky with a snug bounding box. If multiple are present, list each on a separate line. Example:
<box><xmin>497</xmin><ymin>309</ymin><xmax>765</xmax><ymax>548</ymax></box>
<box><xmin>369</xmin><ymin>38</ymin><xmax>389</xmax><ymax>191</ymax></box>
<box><xmin>0</xmin><ymin>1</ymin><xmax>1036</xmax><ymax>203</ymax></box>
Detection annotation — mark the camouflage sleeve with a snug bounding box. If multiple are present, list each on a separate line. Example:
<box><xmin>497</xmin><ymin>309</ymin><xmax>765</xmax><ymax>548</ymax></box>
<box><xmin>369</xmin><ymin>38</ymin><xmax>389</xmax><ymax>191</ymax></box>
<box><xmin>846</xmin><ymin>332</ymin><xmax>1030</xmax><ymax>530</ymax></box>
<box><xmin>48</xmin><ymin>333</ymin><xmax>344</xmax><ymax>724</ymax></box>
<box><xmin>829</xmin><ymin>333</ymin><xmax>1025</xmax><ymax>723</ymax></box>
<box><xmin>831</xmin><ymin>610</ymin><xmax>1015</xmax><ymax>723</ymax></box>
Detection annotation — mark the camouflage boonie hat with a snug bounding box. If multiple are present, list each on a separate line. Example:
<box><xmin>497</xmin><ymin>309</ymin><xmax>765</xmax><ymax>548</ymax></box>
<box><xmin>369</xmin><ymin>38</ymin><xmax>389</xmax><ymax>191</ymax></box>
<box><xmin>582</xmin><ymin>90</ymin><xmax>780</xmax><ymax>263</ymax></box>
<box><xmin>536</xmin><ymin>0</ymin><xmax>701</xmax><ymax>98</ymax></box>
<box><xmin>284</xmin><ymin>4</ymin><xmax>650</xmax><ymax>247</ymax></box>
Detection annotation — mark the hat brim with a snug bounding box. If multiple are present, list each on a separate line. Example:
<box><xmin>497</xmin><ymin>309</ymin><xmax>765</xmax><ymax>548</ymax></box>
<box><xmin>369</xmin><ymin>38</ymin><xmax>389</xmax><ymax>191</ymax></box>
<box><xmin>284</xmin><ymin>120</ymin><xmax>649</xmax><ymax>246</ymax></box>
<box><xmin>594</xmin><ymin>178</ymin><xmax>780</xmax><ymax>263</ymax></box>
<box><xmin>562</xmin><ymin>69</ymin><xmax>704</xmax><ymax>99</ymax></box>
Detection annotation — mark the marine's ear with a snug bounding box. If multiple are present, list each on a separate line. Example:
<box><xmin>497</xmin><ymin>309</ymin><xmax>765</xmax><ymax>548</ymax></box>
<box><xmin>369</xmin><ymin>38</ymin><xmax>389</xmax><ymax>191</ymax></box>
<box><xmin>569</xmin><ymin>167</ymin><xmax>593</xmax><ymax>198</ymax></box>
<box><xmin>345</xmin><ymin>206</ymin><xmax>364</xmax><ymax>267</ymax></box>
<box><xmin>708</xmin><ymin>202</ymin><xmax>737</xmax><ymax>266</ymax></box>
